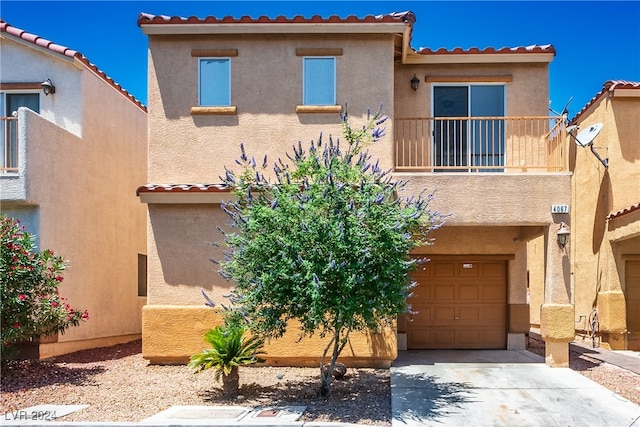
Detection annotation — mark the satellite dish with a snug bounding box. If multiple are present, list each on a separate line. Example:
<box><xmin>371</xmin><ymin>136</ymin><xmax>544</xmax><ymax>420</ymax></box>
<box><xmin>568</xmin><ymin>122</ymin><xmax>608</xmax><ymax>168</ymax></box>
<box><xmin>574</xmin><ymin>123</ymin><xmax>603</xmax><ymax>147</ymax></box>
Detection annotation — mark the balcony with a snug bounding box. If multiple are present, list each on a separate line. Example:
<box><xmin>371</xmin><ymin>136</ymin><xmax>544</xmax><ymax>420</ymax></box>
<box><xmin>1</xmin><ymin>116</ymin><xmax>19</xmax><ymax>174</ymax></box>
<box><xmin>394</xmin><ymin>116</ymin><xmax>567</xmax><ymax>173</ymax></box>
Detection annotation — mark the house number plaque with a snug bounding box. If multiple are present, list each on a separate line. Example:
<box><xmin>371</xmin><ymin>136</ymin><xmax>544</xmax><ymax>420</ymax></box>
<box><xmin>551</xmin><ymin>204</ymin><xmax>569</xmax><ymax>214</ymax></box>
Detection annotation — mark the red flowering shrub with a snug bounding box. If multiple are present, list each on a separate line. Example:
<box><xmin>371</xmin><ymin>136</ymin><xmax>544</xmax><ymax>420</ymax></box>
<box><xmin>1</xmin><ymin>215</ymin><xmax>87</xmax><ymax>361</ymax></box>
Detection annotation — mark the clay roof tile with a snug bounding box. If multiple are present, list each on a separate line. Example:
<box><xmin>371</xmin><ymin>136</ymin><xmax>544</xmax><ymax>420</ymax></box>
<box><xmin>607</xmin><ymin>203</ymin><xmax>640</xmax><ymax>220</ymax></box>
<box><xmin>571</xmin><ymin>80</ymin><xmax>640</xmax><ymax>123</ymax></box>
<box><xmin>417</xmin><ymin>44</ymin><xmax>555</xmax><ymax>56</ymax></box>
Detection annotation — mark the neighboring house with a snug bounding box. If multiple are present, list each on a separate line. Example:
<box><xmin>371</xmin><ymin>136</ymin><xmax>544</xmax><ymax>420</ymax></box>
<box><xmin>0</xmin><ymin>20</ymin><xmax>148</xmax><ymax>358</ymax></box>
<box><xmin>568</xmin><ymin>81</ymin><xmax>639</xmax><ymax>350</ymax></box>
<box><xmin>137</xmin><ymin>11</ymin><xmax>574</xmax><ymax>367</ymax></box>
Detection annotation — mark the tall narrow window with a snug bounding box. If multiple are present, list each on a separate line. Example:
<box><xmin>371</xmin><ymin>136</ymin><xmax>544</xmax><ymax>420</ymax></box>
<box><xmin>199</xmin><ymin>58</ymin><xmax>231</xmax><ymax>106</ymax></box>
<box><xmin>303</xmin><ymin>57</ymin><xmax>335</xmax><ymax>106</ymax></box>
<box><xmin>1</xmin><ymin>93</ymin><xmax>39</xmax><ymax>173</ymax></box>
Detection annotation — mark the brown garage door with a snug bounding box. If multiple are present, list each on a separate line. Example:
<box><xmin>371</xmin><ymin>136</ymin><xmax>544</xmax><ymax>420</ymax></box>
<box><xmin>407</xmin><ymin>259</ymin><xmax>507</xmax><ymax>349</ymax></box>
<box><xmin>626</xmin><ymin>260</ymin><xmax>640</xmax><ymax>350</ymax></box>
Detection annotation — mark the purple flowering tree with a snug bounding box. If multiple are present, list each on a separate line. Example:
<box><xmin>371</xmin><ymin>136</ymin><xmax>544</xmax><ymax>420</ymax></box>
<box><xmin>218</xmin><ymin>106</ymin><xmax>442</xmax><ymax>396</ymax></box>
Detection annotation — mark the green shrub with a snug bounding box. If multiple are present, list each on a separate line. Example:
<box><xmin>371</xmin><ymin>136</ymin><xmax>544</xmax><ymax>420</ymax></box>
<box><xmin>1</xmin><ymin>215</ymin><xmax>87</xmax><ymax>361</ymax></box>
<box><xmin>189</xmin><ymin>297</ymin><xmax>265</xmax><ymax>396</ymax></box>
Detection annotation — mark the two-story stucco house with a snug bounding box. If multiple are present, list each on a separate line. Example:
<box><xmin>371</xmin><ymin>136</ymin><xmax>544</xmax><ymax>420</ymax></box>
<box><xmin>568</xmin><ymin>81</ymin><xmax>639</xmax><ymax>351</ymax></box>
<box><xmin>0</xmin><ymin>20</ymin><xmax>147</xmax><ymax>358</ymax></box>
<box><xmin>137</xmin><ymin>11</ymin><xmax>574</xmax><ymax>367</ymax></box>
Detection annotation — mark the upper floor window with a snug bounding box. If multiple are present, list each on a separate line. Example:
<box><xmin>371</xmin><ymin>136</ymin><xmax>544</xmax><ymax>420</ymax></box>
<box><xmin>1</xmin><ymin>92</ymin><xmax>40</xmax><ymax>117</ymax></box>
<box><xmin>199</xmin><ymin>58</ymin><xmax>231</xmax><ymax>106</ymax></box>
<box><xmin>303</xmin><ymin>57</ymin><xmax>335</xmax><ymax>106</ymax></box>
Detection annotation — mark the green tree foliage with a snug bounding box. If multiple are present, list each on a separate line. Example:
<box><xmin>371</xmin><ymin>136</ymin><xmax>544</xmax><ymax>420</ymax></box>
<box><xmin>218</xmin><ymin>106</ymin><xmax>442</xmax><ymax>396</ymax></box>
<box><xmin>1</xmin><ymin>215</ymin><xmax>87</xmax><ymax>361</ymax></box>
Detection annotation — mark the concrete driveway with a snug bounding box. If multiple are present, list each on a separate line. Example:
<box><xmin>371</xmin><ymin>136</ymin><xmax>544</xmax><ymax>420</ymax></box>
<box><xmin>391</xmin><ymin>350</ymin><xmax>640</xmax><ymax>427</ymax></box>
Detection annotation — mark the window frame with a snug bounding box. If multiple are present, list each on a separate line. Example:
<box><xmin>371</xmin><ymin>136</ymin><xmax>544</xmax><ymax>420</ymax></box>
<box><xmin>431</xmin><ymin>83</ymin><xmax>507</xmax><ymax>172</ymax></box>
<box><xmin>302</xmin><ymin>56</ymin><xmax>336</xmax><ymax>106</ymax></box>
<box><xmin>198</xmin><ymin>57</ymin><xmax>232</xmax><ymax>107</ymax></box>
<box><xmin>1</xmin><ymin>91</ymin><xmax>41</xmax><ymax>116</ymax></box>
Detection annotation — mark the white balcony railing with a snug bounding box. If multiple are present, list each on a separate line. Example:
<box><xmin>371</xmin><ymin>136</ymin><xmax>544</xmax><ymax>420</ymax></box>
<box><xmin>1</xmin><ymin>117</ymin><xmax>19</xmax><ymax>173</ymax></box>
<box><xmin>395</xmin><ymin>116</ymin><xmax>567</xmax><ymax>172</ymax></box>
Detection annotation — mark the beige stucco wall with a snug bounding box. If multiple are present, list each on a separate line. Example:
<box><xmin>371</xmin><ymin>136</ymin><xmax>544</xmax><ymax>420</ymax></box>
<box><xmin>527</xmin><ymin>234</ymin><xmax>545</xmax><ymax>326</ymax></box>
<box><xmin>570</xmin><ymin>91</ymin><xmax>640</xmax><ymax>349</ymax></box>
<box><xmin>143</xmin><ymin>33</ymin><xmax>398</xmax><ymax>365</ymax></box>
<box><xmin>396</xmin><ymin>173</ymin><xmax>572</xmax><ymax>226</ymax></box>
<box><xmin>147</xmin><ymin>33</ymin><xmax>396</xmax><ymax>183</ymax></box>
<box><xmin>14</xmin><ymin>64</ymin><xmax>147</xmax><ymax>353</ymax></box>
<box><xmin>143</xmin><ymin>203</ymin><xmax>398</xmax><ymax>365</ymax></box>
<box><xmin>143</xmin><ymin>28</ymin><xmax>572</xmax><ymax>363</ymax></box>
<box><xmin>394</xmin><ymin>63</ymin><xmax>550</xmax><ymax>119</ymax></box>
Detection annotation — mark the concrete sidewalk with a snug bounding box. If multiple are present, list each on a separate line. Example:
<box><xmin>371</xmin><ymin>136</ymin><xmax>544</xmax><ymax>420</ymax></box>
<box><xmin>391</xmin><ymin>350</ymin><xmax>640</xmax><ymax>427</ymax></box>
<box><xmin>528</xmin><ymin>329</ymin><xmax>640</xmax><ymax>374</ymax></box>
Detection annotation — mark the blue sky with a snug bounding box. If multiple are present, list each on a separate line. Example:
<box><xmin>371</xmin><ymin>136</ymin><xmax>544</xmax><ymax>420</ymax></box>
<box><xmin>2</xmin><ymin>1</ymin><xmax>639</xmax><ymax>118</ymax></box>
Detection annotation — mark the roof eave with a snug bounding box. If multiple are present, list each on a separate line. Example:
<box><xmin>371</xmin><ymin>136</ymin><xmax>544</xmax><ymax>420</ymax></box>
<box><xmin>403</xmin><ymin>52</ymin><xmax>555</xmax><ymax>64</ymax></box>
<box><xmin>612</xmin><ymin>88</ymin><xmax>640</xmax><ymax>98</ymax></box>
<box><xmin>0</xmin><ymin>32</ymin><xmax>78</xmax><ymax>64</ymax></box>
<box><xmin>140</xmin><ymin>22</ymin><xmax>409</xmax><ymax>36</ymax></box>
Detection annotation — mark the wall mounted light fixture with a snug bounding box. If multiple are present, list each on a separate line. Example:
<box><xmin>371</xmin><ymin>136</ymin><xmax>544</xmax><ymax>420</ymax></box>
<box><xmin>410</xmin><ymin>74</ymin><xmax>420</xmax><ymax>91</ymax></box>
<box><xmin>41</xmin><ymin>79</ymin><xmax>56</xmax><ymax>96</ymax></box>
<box><xmin>556</xmin><ymin>222</ymin><xmax>570</xmax><ymax>249</ymax></box>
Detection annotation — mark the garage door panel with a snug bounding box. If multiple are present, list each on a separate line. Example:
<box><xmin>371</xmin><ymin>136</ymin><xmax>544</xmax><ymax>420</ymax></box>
<box><xmin>433</xmin><ymin>306</ymin><xmax>455</xmax><ymax>324</ymax></box>
<box><xmin>482</xmin><ymin>283</ymin><xmax>507</xmax><ymax>302</ymax></box>
<box><xmin>482</xmin><ymin>262</ymin><xmax>506</xmax><ymax>276</ymax></box>
<box><xmin>435</xmin><ymin>329</ymin><xmax>456</xmax><ymax>346</ymax></box>
<box><xmin>456</xmin><ymin>330</ymin><xmax>480</xmax><ymax>346</ymax></box>
<box><xmin>627</xmin><ymin>301</ymin><xmax>640</xmax><ymax>326</ymax></box>
<box><xmin>434</xmin><ymin>284</ymin><xmax>455</xmax><ymax>301</ymax></box>
<box><xmin>627</xmin><ymin>260</ymin><xmax>640</xmax><ymax>335</ymax></box>
<box><xmin>480</xmin><ymin>305</ymin><xmax>506</xmax><ymax>324</ymax></box>
<box><xmin>433</xmin><ymin>262</ymin><xmax>455</xmax><ymax>277</ymax></box>
<box><xmin>411</xmin><ymin>306</ymin><xmax>431</xmax><ymax>323</ymax></box>
<box><xmin>407</xmin><ymin>328</ymin><xmax>433</xmax><ymax>348</ymax></box>
<box><xmin>457</xmin><ymin>263</ymin><xmax>479</xmax><ymax>277</ymax></box>
<box><xmin>480</xmin><ymin>329</ymin><xmax>507</xmax><ymax>347</ymax></box>
<box><xmin>456</xmin><ymin>306</ymin><xmax>480</xmax><ymax>324</ymax></box>
<box><xmin>459</xmin><ymin>283</ymin><xmax>480</xmax><ymax>300</ymax></box>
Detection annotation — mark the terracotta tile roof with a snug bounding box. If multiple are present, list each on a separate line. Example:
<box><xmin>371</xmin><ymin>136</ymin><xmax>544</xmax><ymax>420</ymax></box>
<box><xmin>607</xmin><ymin>202</ymin><xmax>640</xmax><ymax>221</ymax></box>
<box><xmin>571</xmin><ymin>80</ymin><xmax>640</xmax><ymax>123</ymax></box>
<box><xmin>416</xmin><ymin>44</ymin><xmax>556</xmax><ymax>55</ymax></box>
<box><xmin>0</xmin><ymin>19</ymin><xmax>146</xmax><ymax>112</ymax></box>
<box><xmin>137</xmin><ymin>11</ymin><xmax>416</xmax><ymax>27</ymax></box>
<box><xmin>136</xmin><ymin>184</ymin><xmax>230</xmax><ymax>196</ymax></box>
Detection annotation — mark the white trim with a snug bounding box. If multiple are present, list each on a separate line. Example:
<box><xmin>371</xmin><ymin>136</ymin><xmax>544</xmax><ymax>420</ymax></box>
<box><xmin>198</xmin><ymin>57</ymin><xmax>231</xmax><ymax>107</ymax></box>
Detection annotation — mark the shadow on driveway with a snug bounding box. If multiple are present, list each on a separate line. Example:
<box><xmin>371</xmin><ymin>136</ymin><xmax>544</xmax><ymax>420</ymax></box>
<box><xmin>391</xmin><ymin>370</ymin><xmax>475</xmax><ymax>424</ymax></box>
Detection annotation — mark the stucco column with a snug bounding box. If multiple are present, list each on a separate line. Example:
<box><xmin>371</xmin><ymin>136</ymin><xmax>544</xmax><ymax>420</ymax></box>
<box><xmin>596</xmin><ymin>237</ymin><xmax>628</xmax><ymax>349</ymax></box>
<box><xmin>540</xmin><ymin>222</ymin><xmax>574</xmax><ymax>367</ymax></box>
<box><xmin>507</xmin><ymin>244</ymin><xmax>530</xmax><ymax>350</ymax></box>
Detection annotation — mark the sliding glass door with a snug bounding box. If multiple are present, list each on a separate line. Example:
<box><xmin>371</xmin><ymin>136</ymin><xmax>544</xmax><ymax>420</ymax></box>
<box><xmin>433</xmin><ymin>85</ymin><xmax>505</xmax><ymax>171</ymax></box>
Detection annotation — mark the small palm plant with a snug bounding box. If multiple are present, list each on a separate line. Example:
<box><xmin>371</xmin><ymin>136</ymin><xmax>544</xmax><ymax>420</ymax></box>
<box><xmin>188</xmin><ymin>322</ymin><xmax>265</xmax><ymax>397</ymax></box>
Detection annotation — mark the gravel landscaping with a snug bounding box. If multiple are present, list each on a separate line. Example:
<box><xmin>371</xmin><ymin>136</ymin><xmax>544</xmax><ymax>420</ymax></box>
<box><xmin>0</xmin><ymin>340</ymin><xmax>390</xmax><ymax>425</ymax></box>
<box><xmin>1</xmin><ymin>338</ymin><xmax>638</xmax><ymax>425</ymax></box>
